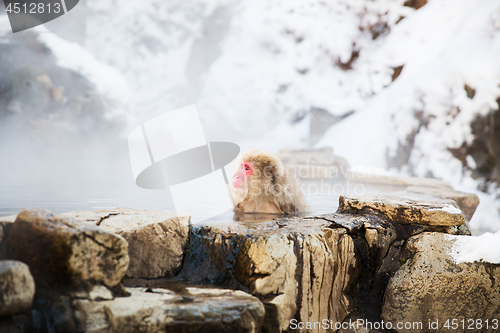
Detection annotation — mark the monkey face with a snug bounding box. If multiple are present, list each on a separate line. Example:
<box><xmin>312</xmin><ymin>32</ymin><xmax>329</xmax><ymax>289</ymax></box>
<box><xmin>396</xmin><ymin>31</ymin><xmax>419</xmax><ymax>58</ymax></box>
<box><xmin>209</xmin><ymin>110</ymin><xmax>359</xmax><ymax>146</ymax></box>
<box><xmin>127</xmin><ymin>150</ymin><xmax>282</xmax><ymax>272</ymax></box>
<box><xmin>232</xmin><ymin>162</ymin><xmax>253</xmax><ymax>188</ymax></box>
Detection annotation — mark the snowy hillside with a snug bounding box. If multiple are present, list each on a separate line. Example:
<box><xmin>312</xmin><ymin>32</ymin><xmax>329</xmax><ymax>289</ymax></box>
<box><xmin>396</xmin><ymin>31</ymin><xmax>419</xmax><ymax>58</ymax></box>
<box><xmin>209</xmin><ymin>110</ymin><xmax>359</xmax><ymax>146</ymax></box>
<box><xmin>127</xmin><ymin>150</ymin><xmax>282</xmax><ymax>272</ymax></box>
<box><xmin>317</xmin><ymin>0</ymin><xmax>500</xmax><ymax>231</ymax></box>
<box><xmin>85</xmin><ymin>0</ymin><xmax>412</xmax><ymax>138</ymax></box>
<box><xmin>82</xmin><ymin>0</ymin><xmax>500</xmax><ymax>232</ymax></box>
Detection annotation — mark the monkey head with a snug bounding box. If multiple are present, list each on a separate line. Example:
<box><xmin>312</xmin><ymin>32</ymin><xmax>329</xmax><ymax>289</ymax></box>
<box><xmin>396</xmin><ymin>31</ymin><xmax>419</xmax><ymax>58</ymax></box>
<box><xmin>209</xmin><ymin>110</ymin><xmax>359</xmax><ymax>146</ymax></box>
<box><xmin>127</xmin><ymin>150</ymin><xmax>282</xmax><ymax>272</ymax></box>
<box><xmin>232</xmin><ymin>150</ymin><xmax>282</xmax><ymax>194</ymax></box>
<box><xmin>230</xmin><ymin>149</ymin><xmax>305</xmax><ymax>215</ymax></box>
<box><xmin>229</xmin><ymin>148</ymin><xmax>307</xmax><ymax>214</ymax></box>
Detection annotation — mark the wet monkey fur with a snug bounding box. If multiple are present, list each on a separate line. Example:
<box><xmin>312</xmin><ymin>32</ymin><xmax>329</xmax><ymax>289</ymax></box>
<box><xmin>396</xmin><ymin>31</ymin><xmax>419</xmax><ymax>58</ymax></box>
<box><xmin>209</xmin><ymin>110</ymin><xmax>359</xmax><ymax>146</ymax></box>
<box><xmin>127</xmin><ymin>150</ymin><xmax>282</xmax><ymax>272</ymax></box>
<box><xmin>230</xmin><ymin>149</ymin><xmax>307</xmax><ymax>214</ymax></box>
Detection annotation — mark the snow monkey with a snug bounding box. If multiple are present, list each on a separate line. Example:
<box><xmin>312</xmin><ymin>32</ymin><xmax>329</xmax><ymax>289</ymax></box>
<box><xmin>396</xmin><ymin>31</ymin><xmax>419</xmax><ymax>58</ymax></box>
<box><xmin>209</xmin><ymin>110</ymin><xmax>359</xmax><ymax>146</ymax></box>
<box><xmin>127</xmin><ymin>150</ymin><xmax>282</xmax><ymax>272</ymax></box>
<box><xmin>230</xmin><ymin>149</ymin><xmax>307</xmax><ymax>214</ymax></box>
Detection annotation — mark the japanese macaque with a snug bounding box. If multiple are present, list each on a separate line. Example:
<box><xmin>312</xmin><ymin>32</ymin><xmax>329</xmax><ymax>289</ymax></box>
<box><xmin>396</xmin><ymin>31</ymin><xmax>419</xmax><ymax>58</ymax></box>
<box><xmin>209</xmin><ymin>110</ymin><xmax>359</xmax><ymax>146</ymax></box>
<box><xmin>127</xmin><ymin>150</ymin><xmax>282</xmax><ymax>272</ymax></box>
<box><xmin>230</xmin><ymin>149</ymin><xmax>307</xmax><ymax>214</ymax></box>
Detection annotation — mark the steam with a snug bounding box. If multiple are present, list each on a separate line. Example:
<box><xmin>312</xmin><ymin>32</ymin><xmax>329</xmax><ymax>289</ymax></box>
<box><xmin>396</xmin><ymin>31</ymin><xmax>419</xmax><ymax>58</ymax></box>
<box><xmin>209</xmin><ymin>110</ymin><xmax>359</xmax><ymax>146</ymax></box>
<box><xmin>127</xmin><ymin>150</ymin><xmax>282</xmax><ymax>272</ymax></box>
<box><xmin>0</xmin><ymin>21</ymin><xmax>173</xmax><ymax>216</ymax></box>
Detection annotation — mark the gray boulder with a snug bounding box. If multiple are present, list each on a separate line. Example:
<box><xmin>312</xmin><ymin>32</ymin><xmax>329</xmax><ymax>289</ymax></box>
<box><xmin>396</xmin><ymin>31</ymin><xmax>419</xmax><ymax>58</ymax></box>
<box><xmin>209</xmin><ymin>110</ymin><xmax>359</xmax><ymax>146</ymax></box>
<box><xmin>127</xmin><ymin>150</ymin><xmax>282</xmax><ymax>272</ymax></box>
<box><xmin>382</xmin><ymin>232</ymin><xmax>500</xmax><ymax>333</ymax></box>
<box><xmin>406</xmin><ymin>185</ymin><xmax>479</xmax><ymax>221</ymax></box>
<box><xmin>61</xmin><ymin>208</ymin><xmax>190</xmax><ymax>279</ymax></box>
<box><xmin>339</xmin><ymin>194</ymin><xmax>465</xmax><ymax>226</ymax></box>
<box><xmin>6</xmin><ymin>208</ymin><xmax>129</xmax><ymax>289</ymax></box>
<box><xmin>177</xmin><ymin>217</ymin><xmax>358</xmax><ymax>333</ymax></box>
<box><xmin>0</xmin><ymin>260</ymin><xmax>35</xmax><ymax>316</ymax></box>
<box><xmin>34</xmin><ymin>286</ymin><xmax>265</xmax><ymax>333</ymax></box>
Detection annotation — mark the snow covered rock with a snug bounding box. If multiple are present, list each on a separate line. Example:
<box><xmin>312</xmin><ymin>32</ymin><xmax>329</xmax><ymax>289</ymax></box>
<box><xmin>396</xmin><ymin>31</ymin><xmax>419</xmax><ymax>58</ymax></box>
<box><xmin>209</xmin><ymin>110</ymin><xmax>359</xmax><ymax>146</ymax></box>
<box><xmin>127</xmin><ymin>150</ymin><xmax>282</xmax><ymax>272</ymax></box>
<box><xmin>407</xmin><ymin>186</ymin><xmax>479</xmax><ymax>221</ymax></box>
<box><xmin>0</xmin><ymin>28</ymin><xmax>129</xmax><ymax>154</ymax></box>
<box><xmin>61</xmin><ymin>208</ymin><xmax>190</xmax><ymax>279</ymax></box>
<box><xmin>339</xmin><ymin>194</ymin><xmax>465</xmax><ymax>226</ymax></box>
<box><xmin>0</xmin><ymin>260</ymin><xmax>35</xmax><ymax>316</ymax></box>
<box><xmin>340</xmin><ymin>170</ymin><xmax>480</xmax><ymax>222</ymax></box>
<box><xmin>6</xmin><ymin>208</ymin><xmax>129</xmax><ymax>289</ymax></box>
<box><xmin>447</xmin><ymin>230</ymin><xmax>500</xmax><ymax>265</ymax></box>
<box><xmin>455</xmin><ymin>105</ymin><xmax>500</xmax><ymax>188</ymax></box>
<box><xmin>382</xmin><ymin>232</ymin><xmax>500</xmax><ymax>333</ymax></box>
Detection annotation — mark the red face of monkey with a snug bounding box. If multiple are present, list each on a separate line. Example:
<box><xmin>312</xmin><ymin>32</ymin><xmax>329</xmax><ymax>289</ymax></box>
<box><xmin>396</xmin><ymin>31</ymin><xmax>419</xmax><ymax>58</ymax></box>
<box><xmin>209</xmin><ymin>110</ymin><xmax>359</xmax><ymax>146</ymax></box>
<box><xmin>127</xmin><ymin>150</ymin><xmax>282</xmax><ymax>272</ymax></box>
<box><xmin>232</xmin><ymin>162</ymin><xmax>253</xmax><ymax>188</ymax></box>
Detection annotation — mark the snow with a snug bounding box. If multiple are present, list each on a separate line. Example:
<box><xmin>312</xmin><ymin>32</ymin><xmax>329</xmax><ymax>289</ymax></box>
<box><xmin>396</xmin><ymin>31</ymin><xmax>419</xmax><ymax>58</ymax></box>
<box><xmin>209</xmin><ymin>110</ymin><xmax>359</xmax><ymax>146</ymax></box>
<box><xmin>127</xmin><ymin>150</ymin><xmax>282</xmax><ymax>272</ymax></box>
<box><xmin>447</xmin><ymin>231</ymin><xmax>500</xmax><ymax>264</ymax></box>
<box><xmin>317</xmin><ymin>0</ymin><xmax>500</xmax><ymax>232</ymax></box>
<box><xmin>36</xmin><ymin>28</ymin><xmax>130</xmax><ymax>106</ymax></box>
<box><xmin>31</xmin><ymin>26</ymin><xmax>133</xmax><ymax>130</ymax></box>
<box><xmin>437</xmin><ymin>204</ymin><xmax>463</xmax><ymax>216</ymax></box>
<box><xmin>82</xmin><ymin>0</ymin><xmax>500</xmax><ymax>233</ymax></box>
<box><xmin>85</xmin><ymin>0</ymin><xmax>412</xmax><ymax>136</ymax></box>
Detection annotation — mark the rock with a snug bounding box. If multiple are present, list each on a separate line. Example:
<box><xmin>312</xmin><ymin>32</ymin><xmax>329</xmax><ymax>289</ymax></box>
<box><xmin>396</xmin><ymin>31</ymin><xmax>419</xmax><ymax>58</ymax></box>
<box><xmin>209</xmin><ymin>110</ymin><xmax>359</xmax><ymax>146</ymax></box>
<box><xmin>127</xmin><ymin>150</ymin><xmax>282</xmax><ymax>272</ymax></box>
<box><xmin>381</xmin><ymin>232</ymin><xmax>500</xmax><ymax>333</ymax></box>
<box><xmin>176</xmin><ymin>217</ymin><xmax>358</xmax><ymax>333</ymax></box>
<box><xmin>363</xmin><ymin>218</ymin><xmax>397</xmax><ymax>269</ymax></box>
<box><xmin>6</xmin><ymin>208</ymin><xmax>129</xmax><ymax>289</ymax></box>
<box><xmin>279</xmin><ymin>147</ymin><xmax>350</xmax><ymax>179</ymax></box>
<box><xmin>345</xmin><ymin>170</ymin><xmax>452</xmax><ymax>189</ymax></box>
<box><xmin>0</xmin><ymin>227</ymin><xmax>3</xmax><ymax>256</ymax></box>
<box><xmin>449</xmin><ymin>100</ymin><xmax>500</xmax><ymax>189</ymax></box>
<box><xmin>58</xmin><ymin>209</ymin><xmax>120</xmax><ymax>226</ymax></box>
<box><xmin>7</xmin><ymin>66</ymin><xmax>53</xmax><ymax>117</ymax></box>
<box><xmin>34</xmin><ymin>286</ymin><xmax>265</xmax><ymax>333</ymax></box>
<box><xmin>316</xmin><ymin>212</ymin><xmax>397</xmax><ymax>269</ymax></box>
<box><xmin>0</xmin><ymin>215</ymin><xmax>16</xmax><ymax>259</ymax></box>
<box><xmin>0</xmin><ymin>215</ymin><xmax>17</xmax><ymax>260</ymax></box>
<box><xmin>310</xmin><ymin>213</ymin><xmax>367</xmax><ymax>233</ymax></box>
<box><xmin>338</xmin><ymin>194</ymin><xmax>465</xmax><ymax>226</ymax></box>
<box><xmin>62</xmin><ymin>208</ymin><xmax>190</xmax><ymax>279</ymax></box>
<box><xmin>0</xmin><ymin>314</ymin><xmax>32</xmax><ymax>333</ymax></box>
<box><xmin>0</xmin><ymin>32</ymin><xmax>126</xmax><ymax>158</ymax></box>
<box><xmin>0</xmin><ymin>215</ymin><xmax>17</xmax><ymax>223</ymax></box>
<box><xmin>2</xmin><ymin>193</ymin><xmax>483</xmax><ymax>333</ymax></box>
<box><xmin>405</xmin><ymin>0</ymin><xmax>428</xmax><ymax>9</ymax></box>
<box><xmin>0</xmin><ymin>260</ymin><xmax>35</xmax><ymax>316</ymax></box>
<box><xmin>406</xmin><ymin>186</ymin><xmax>480</xmax><ymax>221</ymax></box>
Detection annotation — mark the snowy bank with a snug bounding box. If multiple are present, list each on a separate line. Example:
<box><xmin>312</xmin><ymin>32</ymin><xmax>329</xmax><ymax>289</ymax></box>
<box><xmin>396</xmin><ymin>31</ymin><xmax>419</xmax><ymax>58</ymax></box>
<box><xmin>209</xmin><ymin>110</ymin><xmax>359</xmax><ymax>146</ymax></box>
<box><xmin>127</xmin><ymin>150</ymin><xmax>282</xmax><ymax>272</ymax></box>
<box><xmin>447</xmin><ymin>231</ymin><xmax>500</xmax><ymax>264</ymax></box>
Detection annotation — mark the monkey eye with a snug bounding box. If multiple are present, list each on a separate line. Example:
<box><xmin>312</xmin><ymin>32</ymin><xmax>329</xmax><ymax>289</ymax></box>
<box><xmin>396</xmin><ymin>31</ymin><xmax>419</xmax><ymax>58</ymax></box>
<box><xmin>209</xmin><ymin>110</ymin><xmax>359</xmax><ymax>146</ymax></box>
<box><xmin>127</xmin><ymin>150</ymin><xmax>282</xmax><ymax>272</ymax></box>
<box><xmin>242</xmin><ymin>163</ymin><xmax>251</xmax><ymax>173</ymax></box>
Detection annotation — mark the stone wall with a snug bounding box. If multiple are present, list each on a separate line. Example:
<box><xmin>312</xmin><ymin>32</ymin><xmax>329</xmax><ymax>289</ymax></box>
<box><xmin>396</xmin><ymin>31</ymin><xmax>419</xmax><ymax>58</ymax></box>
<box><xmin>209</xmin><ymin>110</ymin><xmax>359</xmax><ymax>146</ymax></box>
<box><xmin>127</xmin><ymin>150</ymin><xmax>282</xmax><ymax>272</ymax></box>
<box><xmin>0</xmin><ymin>185</ymin><xmax>498</xmax><ymax>333</ymax></box>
